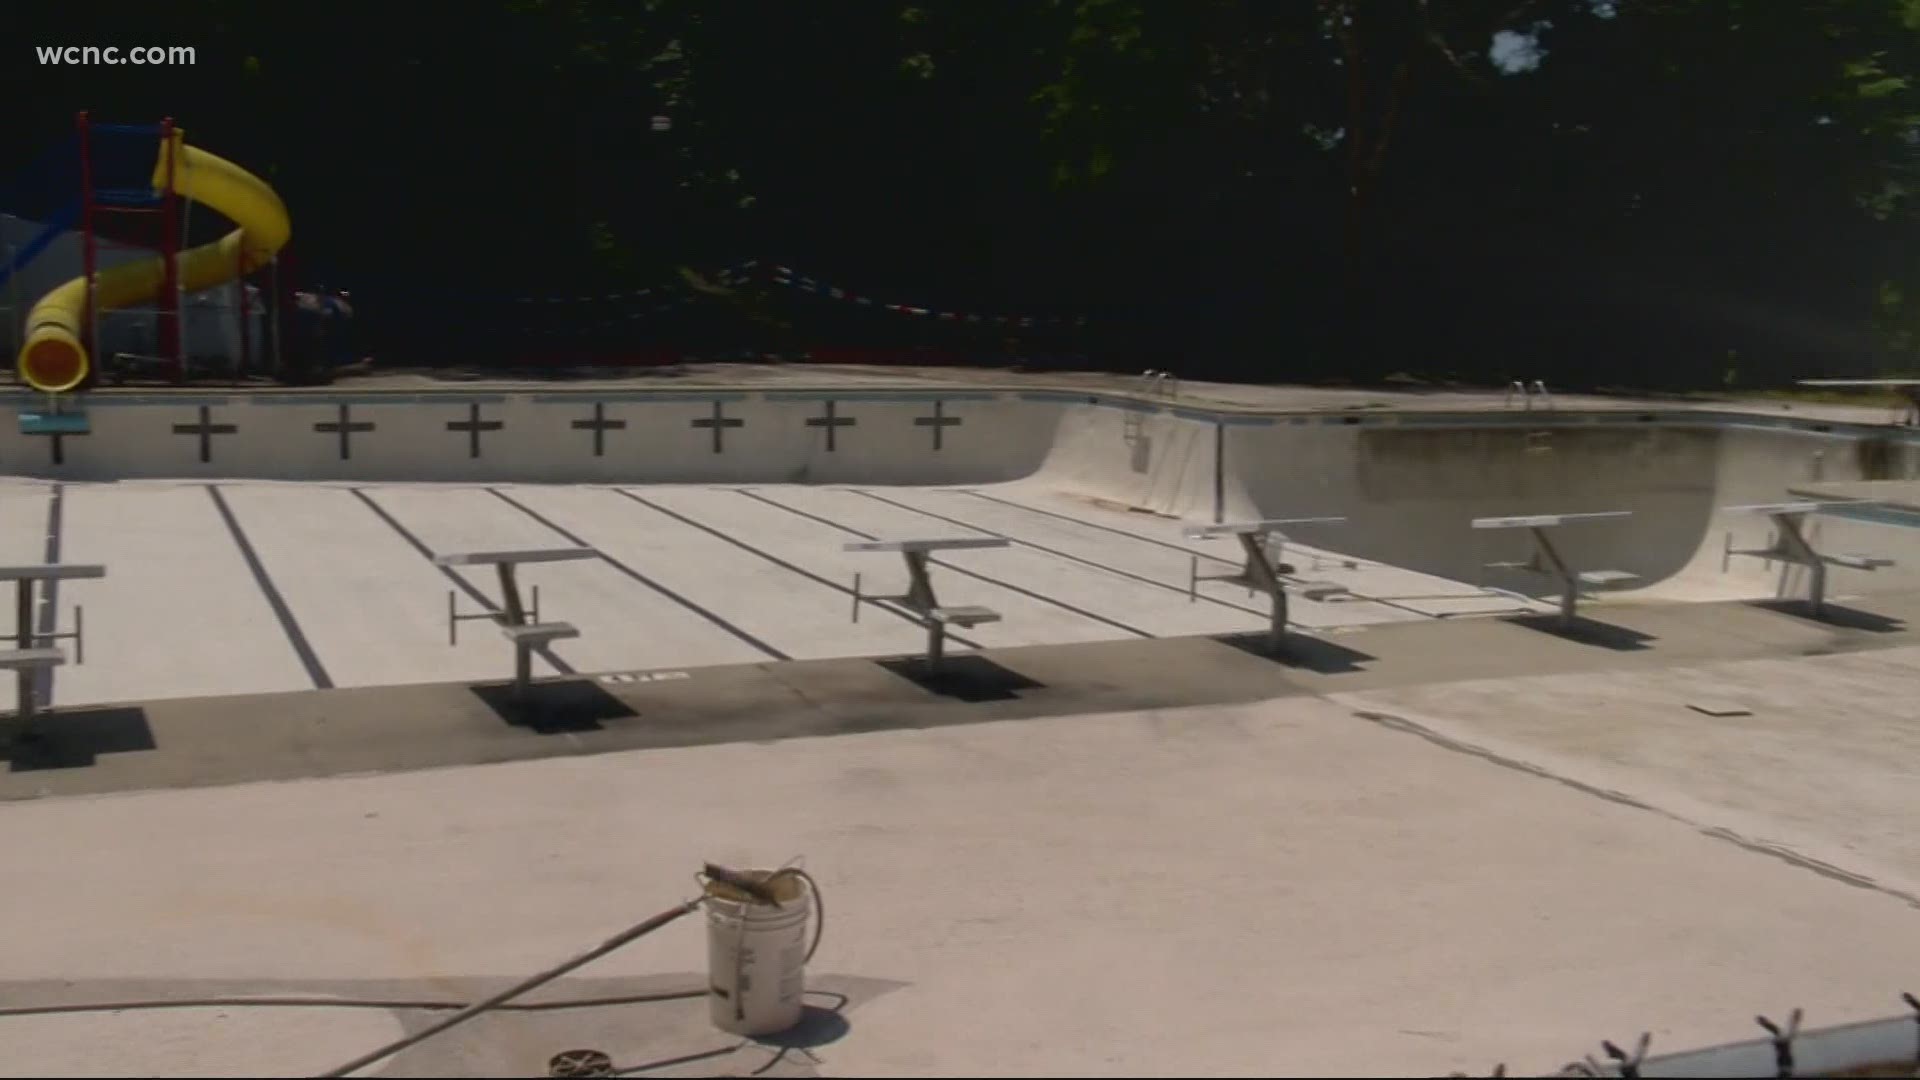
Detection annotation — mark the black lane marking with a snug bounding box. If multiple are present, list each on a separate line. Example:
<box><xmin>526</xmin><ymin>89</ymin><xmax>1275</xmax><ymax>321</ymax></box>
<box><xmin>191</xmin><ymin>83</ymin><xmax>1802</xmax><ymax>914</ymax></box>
<box><xmin>962</xmin><ymin>490</ymin><xmax>1483</xmax><ymax>621</ymax></box>
<box><xmin>1350</xmin><ymin>708</ymin><xmax>1920</xmax><ymax>912</ymax></box>
<box><xmin>737</xmin><ymin>489</ymin><xmax>1154</xmax><ymax>639</ymax></box>
<box><xmin>207</xmin><ymin>485</ymin><xmax>334</xmax><ymax>689</ymax></box>
<box><xmin>32</xmin><ymin>484</ymin><xmax>64</xmax><ymax>707</ymax></box>
<box><xmin>965</xmin><ymin>490</ymin><xmax>1240</xmax><ymax>566</ymax></box>
<box><xmin>612</xmin><ymin>488</ymin><xmax>983</xmax><ymax>650</ymax></box>
<box><xmin>487</xmin><ymin>488</ymin><xmax>789</xmax><ymax>661</ymax></box>
<box><xmin>351</xmin><ymin>487</ymin><xmax>575</xmax><ymax>676</ymax></box>
<box><xmin>852</xmin><ymin>488</ymin><xmax>1269</xmax><ymax>618</ymax></box>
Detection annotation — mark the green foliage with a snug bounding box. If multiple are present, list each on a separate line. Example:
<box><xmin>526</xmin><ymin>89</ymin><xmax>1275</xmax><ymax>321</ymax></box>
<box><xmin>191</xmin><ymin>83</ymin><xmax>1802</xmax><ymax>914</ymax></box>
<box><xmin>7</xmin><ymin>0</ymin><xmax>1918</xmax><ymax>381</ymax></box>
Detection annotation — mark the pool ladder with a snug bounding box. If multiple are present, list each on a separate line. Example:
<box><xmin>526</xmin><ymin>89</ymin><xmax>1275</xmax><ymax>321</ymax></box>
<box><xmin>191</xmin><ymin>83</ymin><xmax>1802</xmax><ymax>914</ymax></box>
<box><xmin>1505</xmin><ymin>379</ymin><xmax>1553</xmax><ymax>411</ymax></box>
<box><xmin>1139</xmin><ymin>369</ymin><xmax>1179</xmax><ymax>399</ymax></box>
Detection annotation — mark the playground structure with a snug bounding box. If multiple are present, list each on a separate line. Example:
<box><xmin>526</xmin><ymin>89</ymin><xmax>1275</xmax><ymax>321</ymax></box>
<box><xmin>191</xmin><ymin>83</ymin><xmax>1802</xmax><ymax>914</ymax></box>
<box><xmin>3</xmin><ymin>113</ymin><xmax>290</xmax><ymax>411</ymax></box>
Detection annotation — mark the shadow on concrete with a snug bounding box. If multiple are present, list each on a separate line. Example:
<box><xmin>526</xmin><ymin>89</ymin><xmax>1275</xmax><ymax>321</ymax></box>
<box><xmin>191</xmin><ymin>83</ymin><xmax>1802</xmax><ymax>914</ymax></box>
<box><xmin>470</xmin><ymin>679</ymin><xmax>638</xmax><ymax>734</ymax></box>
<box><xmin>1214</xmin><ymin>631</ymin><xmax>1375</xmax><ymax>674</ymax></box>
<box><xmin>2</xmin><ymin>707</ymin><xmax>155</xmax><ymax>771</ymax></box>
<box><xmin>613</xmin><ymin>1001</ymin><xmax>853</xmax><ymax>1078</ymax></box>
<box><xmin>1501</xmin><ymin>613</ymin><xmax>1657</xmax><ymax>652</ymax></box>
<box><xmin>756</xmin><ymin>998</ymin><xmax>853</xmax><ymax>1050</ymax></box>
<box><xmin>1749</xmin><ymin>598</ymin><xmax>1908</xmax><ymax>634</ymax></box>
<box><xmin>874</xmin><ymin>655</ymin><xmax>1044</xmax><ymax>702</ymax></box>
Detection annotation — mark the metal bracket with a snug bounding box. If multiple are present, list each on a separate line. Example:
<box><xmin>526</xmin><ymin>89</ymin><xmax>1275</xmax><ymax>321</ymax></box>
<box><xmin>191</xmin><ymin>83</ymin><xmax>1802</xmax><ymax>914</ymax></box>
<box><xmin>1479</xmin><ymin>528</ymin><xmax>1578</xmax><ymax>625</ymax></box>
<box><xmin>1754</xmin><ymin>1009</ymin><xmax>1800</xmax><ymax>1078</ymax></box>
<box><xmin>1601</xmin><ymin>1033</ymin><xmax>1651</xmax><ymax>1078</ymax></box>
<box><xmin>1903</xmin><ymin>992</ymin><xmax>1920</xmax><ymax>1072</ymax></box>
<box><xmin>33</xmin><ymin>605</ymin><xmax>87</xmax><ymax>665</ymax></box>
<box><xmin>448</xmin><ymin>584</ymin><xmax>539</xmax><ymax>645</ymax></box>
<box><xmin>1722</xmin><ymin>504</ymin><xmax>1895</xmax><ymax>616</ymax></box>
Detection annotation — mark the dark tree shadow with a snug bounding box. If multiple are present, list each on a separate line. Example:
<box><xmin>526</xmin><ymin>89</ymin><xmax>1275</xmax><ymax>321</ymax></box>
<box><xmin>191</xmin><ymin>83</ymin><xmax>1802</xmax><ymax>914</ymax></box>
<box><xmin>2</xmin><ymin>707</ymin><xmax>155</xmax><ymax>771</ymax></box>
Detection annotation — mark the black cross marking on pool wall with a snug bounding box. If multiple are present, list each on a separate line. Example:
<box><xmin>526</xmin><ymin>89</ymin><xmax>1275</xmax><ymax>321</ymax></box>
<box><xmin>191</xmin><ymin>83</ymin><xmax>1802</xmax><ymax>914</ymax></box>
<box><xmin>913</xmin><ymin>399</ymin><xmax>963</xmax><ymax>450</ymax></box>
<box><xmin>572</xmin><ymin>402</ymin><xmax>627</xmax><ymax>457</ymax></box>
<box><xmin>172</xmin><ymin>405</ymin><xmax>238</xmax><ymax>463</ymax></box>
<box><xmin>690</xmin><ymin>400</ymin><xmax>743</xmax><ymax>454</ymax></box>
<box><xmin>804</xmin><ymin>399</ymin><xmax>857</xmax><ymax>451</ymax></box>
<box><xmin>446</xmin><ymin>402</ymin><xmax>503</xmax><ymax>458</ymax></box>
<box><xmin>314</xmin><ymin>403</ymin><xmax>375</xmax><ymax>460</ymax></box>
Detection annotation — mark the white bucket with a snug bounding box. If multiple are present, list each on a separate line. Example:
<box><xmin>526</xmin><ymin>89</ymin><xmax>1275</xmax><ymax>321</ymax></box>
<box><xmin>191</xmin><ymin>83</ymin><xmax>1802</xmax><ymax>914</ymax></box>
<box><xmin>704</xmin><ymin>869</ymin><xmax>816</xmax><ymax>1037</ymax></box>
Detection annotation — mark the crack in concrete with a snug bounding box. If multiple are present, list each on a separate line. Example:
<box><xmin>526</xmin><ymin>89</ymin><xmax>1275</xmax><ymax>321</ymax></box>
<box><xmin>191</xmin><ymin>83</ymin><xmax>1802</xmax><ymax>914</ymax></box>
<box><xmin>1345</xmin><ymin>708</ymin><xmax>1920</xmax><ymax>912</ymax></box>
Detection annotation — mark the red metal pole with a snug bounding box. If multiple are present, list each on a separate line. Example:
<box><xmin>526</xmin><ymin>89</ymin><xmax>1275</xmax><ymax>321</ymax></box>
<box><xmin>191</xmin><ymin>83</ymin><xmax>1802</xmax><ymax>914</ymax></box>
<box><xmin>159</xmin><ymin>116</ymin><xmax>181</xmax><ymax>380</ymax></box>
<box><xmin>76</xmin><ymin>111</ymin><xmax>95</xmax><ymax>371</ymax></box>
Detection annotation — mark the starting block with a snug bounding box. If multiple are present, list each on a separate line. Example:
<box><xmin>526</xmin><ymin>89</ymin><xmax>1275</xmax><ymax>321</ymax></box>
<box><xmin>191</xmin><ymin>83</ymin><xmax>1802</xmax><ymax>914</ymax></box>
<box><xmin>17</xmin><ymin>392</ymin><xmax>89</xmax><ymax>435</ymax></box>
<box><xmin>1184</xmin><ymin>517</ymin><xmax>1350</xmax><ymax>652</ymax></box>
<box><xmin>1722</xmin><ymin>502</ymin><xmax>1896</xmax><ymax>616</ymax></box>
<box><xmin>18</xmin><ymin>412</ymin><xmax>89</xmax><ymax>435</ymax></box>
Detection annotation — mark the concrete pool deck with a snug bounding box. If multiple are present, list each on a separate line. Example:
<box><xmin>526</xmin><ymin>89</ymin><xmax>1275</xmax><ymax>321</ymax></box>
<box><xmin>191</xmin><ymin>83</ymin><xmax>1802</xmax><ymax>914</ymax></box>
<box><xmin>4</xmin><ymin>615</ymin><xmax>1920</xmax><ymax>1076</ymax></box>
<box><xmin>5</xmin><ymin>368</ymin><xmax>1920</xmax><ymax>1076</ymax></box>
<box><xmin>4</xmin><ymin>592</ymin><xmax>1920</xmax><ymax>1076</ymax></box>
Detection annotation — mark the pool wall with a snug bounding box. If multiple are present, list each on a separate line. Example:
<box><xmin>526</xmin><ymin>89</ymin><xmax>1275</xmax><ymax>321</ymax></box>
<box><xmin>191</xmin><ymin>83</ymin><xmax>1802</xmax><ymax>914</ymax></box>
<box><xmin>5</xmin><ymin>386</ymin><xmax>1920</xmax><ymax>602</ymax></box>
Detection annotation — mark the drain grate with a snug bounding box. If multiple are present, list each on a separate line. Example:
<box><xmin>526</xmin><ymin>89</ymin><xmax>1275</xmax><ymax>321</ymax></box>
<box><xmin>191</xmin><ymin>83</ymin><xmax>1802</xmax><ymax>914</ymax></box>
<box><xmin>549</xmin><ymin>1049</ymin><xmax>614</xmax><ymax>1077</ymax></box>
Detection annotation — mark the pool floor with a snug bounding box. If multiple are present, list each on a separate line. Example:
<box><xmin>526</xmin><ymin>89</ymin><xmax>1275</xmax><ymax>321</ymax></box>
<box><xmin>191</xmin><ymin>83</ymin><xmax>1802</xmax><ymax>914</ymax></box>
<box><xmin>0</xmin><ymin>479</ymin><xmax>1540</xmax><ymax>708</ymax></box>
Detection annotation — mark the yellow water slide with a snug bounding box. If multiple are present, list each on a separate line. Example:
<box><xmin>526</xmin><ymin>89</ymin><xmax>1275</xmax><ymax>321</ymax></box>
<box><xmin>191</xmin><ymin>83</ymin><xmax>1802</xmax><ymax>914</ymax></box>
<box><xmin>16</xmin><ymin>129</ymin><xmax>290</xmax><ymax>392</ymax></box>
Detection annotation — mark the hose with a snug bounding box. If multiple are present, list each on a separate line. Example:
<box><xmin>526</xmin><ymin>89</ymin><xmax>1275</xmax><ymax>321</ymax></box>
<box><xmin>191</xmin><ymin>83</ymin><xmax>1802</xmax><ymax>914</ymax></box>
<box><xmin>314</xmin><ymin>896</ymin><xmax>705</xmax><ymax>1078</ymax></box>
<box><xmin>695</xmin><ymin>863</ymin><xmax>824</xmax><ymax>964</ymax></box>
<box><xmin>0</xmin><ymin>863</ymin><xmax>826</xmax><ymax>1077</ymax></box>
<box><xmin>0</xmin><ymin>989</ymin><xmax>707</xmax><ymax>1019</ymax></box>
<box><xmin>317</xmin><ymin>862</ymin><xmax>822</xmax><ymax>1078</ymax></box>
<box><xmin>777</xmin><ymin>866</ymin><xmax>826</xmax><ymax>965</ymax></box>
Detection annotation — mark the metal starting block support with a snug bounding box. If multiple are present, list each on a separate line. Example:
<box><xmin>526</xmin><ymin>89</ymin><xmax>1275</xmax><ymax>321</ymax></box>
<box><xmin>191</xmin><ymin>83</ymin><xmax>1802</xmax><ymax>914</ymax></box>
<box><xmin>1722</xmin><ymin>501</ymin><xmax>1895</xmax><ymax>617</ymax></box>
<box><xmin>1473</xmin><ymin>511</ymin><xmax>1638</xmax><ymax>628</ymax></box>
<box><xmin>1184</xmin><ymin>518</ymin><xmax>1348</xmax><ymax>652</ymax></box>
<box><xmin>433</xmin><ymin>547</ymin><xmax>597</xmax><ymax>703</ymax></box>
<box><xmin>0</xmin><ymin>562</ymin><xmax>106</xmax><ymax>742</ymax></box>
<box><xmin>448</xmin><ymin>583</ymin><xmax>544</xmax><ymax>645</ymax></box>
<box><xmin>845</xmin><ymin>537</ymin><xmax>1009</xmax><ymax>671</ymax></box>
